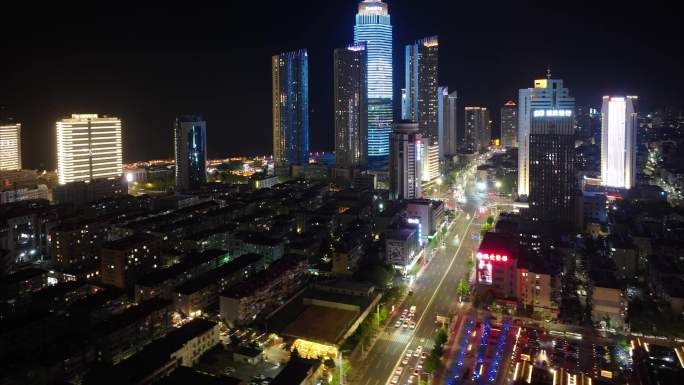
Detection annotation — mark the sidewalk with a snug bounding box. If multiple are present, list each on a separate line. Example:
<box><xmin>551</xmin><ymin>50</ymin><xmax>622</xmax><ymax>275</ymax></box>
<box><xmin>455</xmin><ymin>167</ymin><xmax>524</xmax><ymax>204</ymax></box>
<box><xmin>433</xmin><ymin>310</ymin><xmax>467</xmax><ymax>384</ymax></box>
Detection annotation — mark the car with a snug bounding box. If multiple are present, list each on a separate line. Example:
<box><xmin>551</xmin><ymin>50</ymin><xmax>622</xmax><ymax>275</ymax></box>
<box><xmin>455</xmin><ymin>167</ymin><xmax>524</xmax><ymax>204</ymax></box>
<box><xmin>413</xmin><ymin>368</ymin><xmax>420</xmax><ymax>375</ymax></box>
<box><xmin>402</xmin><ymin>356</ymin><xmax>409</xmax><ymax>365</ymax></box>
<box><xmin>403</xmin><ymin>322</ymin><xmax>409</xmax><ymax>328</ymax></box>
<box><xmin>415</xmin><ymin>346</ymin><xmax>423</xmax><ymax>354</ymax></box>
<box><xmin>406</xmin><ymin>350</ymin><xmax>413</xmax><ymax>357</ymax></box>
<box><xmin>409</xmin><ymin>321</ymin><xmax>416</xmax><ymax>329</ymax></box>
<box><xmin>223</xmin><ymin>367</ymin><xmax>236</xmax><ymax>374</ymax></box>
<box><xmin>391</xmin><ymin>375</ymin><xmax>399</xmax><ymax>384</ymax></box>
<box><xmin>395</xmin><ymin>320</ymin><xmax>402</xmax><ymax>328</ymax></box>
<box><xmin>395</xmin><ymin>367</ymin><xmax>403</xmax><ymax>375</ymax></box>
<box><xmin>408</xmin><ymin>375</ymin><xmax>416</xmax><ymax>384</ymax></box>
<box><xmin>416</xmin><ymin>363</ymin><xmax>423</xmax><ymax>371</ymax></box>
<box><xmin>421</xmin><ymin>351</ymin><xmax>427</xmax><ymax>359</ymax></box>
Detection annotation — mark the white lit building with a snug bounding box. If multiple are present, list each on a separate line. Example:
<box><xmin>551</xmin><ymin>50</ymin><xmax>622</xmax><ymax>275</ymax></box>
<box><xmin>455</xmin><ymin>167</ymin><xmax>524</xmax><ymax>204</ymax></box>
<box><xmin>601</xmin><ymin>95</ymin><xmax>637</xmax><ymax>189</ymax></box>
<box><xmin>389</xmin><ymin>122</ymin><xmax>421</xmax><ymax>200</ymax></box>
<box><xmin>0</xmin><ymin>123</ymin><xmax>21</xmax><ymax>170</ymax></box>
<box><xmin>421</xmin><ymin>140</ymin><xmax>440</xmax><ymax>182</ymax></box>
<box><xmin>517</xmin><ymin>74</ymin><xmax>575</xmax><ymax>197</ymax></box>
<box><xmin>56</xmin><ymin>114</ymin><xmax>122</xmax><ymax>185</ymax></box>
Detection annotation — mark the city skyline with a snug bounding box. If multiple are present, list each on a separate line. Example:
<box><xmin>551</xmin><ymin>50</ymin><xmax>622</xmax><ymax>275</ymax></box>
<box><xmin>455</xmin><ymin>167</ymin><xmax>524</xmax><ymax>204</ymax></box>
<box><xmin>1</xmin><ymin>1</ymin><xmax>681</xmax><ymax>170</ymax></box>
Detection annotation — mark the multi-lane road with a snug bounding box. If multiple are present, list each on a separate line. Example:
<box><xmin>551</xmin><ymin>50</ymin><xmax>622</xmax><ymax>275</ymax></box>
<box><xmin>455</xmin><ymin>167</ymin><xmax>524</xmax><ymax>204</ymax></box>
<box><xmin>350</xmin><ymin>181</ymin><xmax>488</xmax><ymax>385</ymax></box>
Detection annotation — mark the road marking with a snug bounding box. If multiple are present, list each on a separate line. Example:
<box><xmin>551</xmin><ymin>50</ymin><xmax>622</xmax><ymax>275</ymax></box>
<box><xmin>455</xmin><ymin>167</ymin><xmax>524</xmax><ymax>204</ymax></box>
<box><xmin>382</xmin><ymin>215</ymin><xmax>478</xmax><ymax>385</ymax></box>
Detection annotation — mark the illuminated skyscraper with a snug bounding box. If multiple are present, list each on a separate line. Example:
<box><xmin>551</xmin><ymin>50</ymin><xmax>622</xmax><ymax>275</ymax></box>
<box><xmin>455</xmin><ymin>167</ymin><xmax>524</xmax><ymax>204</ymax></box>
<box><xmin>390</xmin><ymin>122</ymin><xmax>421</xmax><ymax>200</ymax></box>
<box><xmin>174</xmin><ymin>115</ymin><xmax>207</xmax><ymax>191</ymax></box>
<box><xmin>528</xmin><ymin>109</ymin><xmax>576</xmax><ymax>223</ymax></box>
<box><xmin>354</xmin><ymin>0</ymin><xmax>393</xmax><ymax>161</ymax></box>
<box><xmin>500</xmin><ymin>100</ymin><xmax>518</xmax><ymax>148</ymax></box>
<box><xmin>464</xmin><ymin>106</ymin><xmax>490</xmax><ymax>152</ymax></box>
<box><xmin>405</xmin><ymin>36</ymin><xmax>439</xmax><ymax>140</ymax></box>
<box><xmin>438</xmin><ymin>87</ymin><xmax>458</xmax><ymax>157</ymax></box>
<box><xmin>517</xmin><ymin>73</ymin><xmax>575</xmax><ymax>197</ymax></box>
<box><xmin>0</xmin><ymin>123</ymin><xmax>21</xmax><ymax>170</ymax></box>
<box><xmin>272</xmin><ymin>49</ymin><xmax>309</xmax><ymax>170</ymax></box>
<box><xmin>601</xmin><ymin>95</ymin><xmax>637</xmax><ymax>189</ymax></box>
<box><xmin>334</xmin><ymin>44</ymin><xmax>368</xmax><ymax>168</ymax></box>
<box><xmin>56</xmin><ymin>114</ymin><xmax>122</xmax><ymax>185</ymax></box>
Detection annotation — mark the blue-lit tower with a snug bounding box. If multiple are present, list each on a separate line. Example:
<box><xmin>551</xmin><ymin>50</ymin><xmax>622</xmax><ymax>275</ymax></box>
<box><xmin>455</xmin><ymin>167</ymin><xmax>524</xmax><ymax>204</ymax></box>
<box><xmin>174</xmin><ymin>115</ymin><xmax>207</xmax><ymax>191</ymax></box>
<box><xmin>354</xmin><ymin>0</ymin><xmax>393</xmax><ymax>164</ymax></box>
<box><xmin>272</xmin><ymin>49</ymin><xmax>309</xmax><ymax>172</ymax></box>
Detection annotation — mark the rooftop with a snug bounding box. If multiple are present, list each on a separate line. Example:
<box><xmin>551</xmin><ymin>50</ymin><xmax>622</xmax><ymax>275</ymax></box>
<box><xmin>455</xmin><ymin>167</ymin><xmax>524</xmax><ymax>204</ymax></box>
<box><xmin>155</xmin><ymin>367</ymin><xmax>241</xmax><ymax>385</ymax></box>
<box><xmin>282</xmin><ymin>305</ymin><xmax>357</xmax><ymax>345</ymax></box>
<box><xmin>102</xmin><ymin>234</ymin><xmax>154</xmax><ymax>251</ymax></box>
<box><xmin>136</xmin><ymin>249</ymin><xmax>229</xmax><ymax>286</ymax></box>
<box><xmin>270</xmin><ymin>358</ymin><xmax>320</xmax><ymax>385</ymax></box>
<box><xmin>2</xmin><ymin>267</ymin><xmax>46</xmax><ymax>286</ymax></box>
<box><xmin>93</xmin><ymin>298</ymin><xmax>172</xmax><ymax>335</ymax></box>
<box><xmin>385</xmin><ymin>228</ymin><xmax>416</xmax><ymax>241</ymax></box>
<box><xmin>174</xmin><ymin>253</ymin><xmax>264</xmax><ymax>295</ymax></box>
<box><xmin>234</xmin><ymin>230</ymin><xmax>283</xmax><ymax>247</ymax></box>
<box><xmin>219</xmin><ymin>254</ymin><xmax>305</xmax><ymax>299</ymax></box>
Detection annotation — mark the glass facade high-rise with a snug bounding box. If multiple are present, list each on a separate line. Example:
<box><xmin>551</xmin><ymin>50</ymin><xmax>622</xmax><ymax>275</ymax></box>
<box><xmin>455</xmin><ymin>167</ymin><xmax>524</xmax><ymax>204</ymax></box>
<box><xmin>500</xmin><ymin>100</ymin><xmax>518</xmax><ymax>148</ymax></box>
<box><xmin>438</xmin><ymin>87</ymin><xmax>458</xmax><ymax>157</ymax></box>
<box><xmin>0</xmin><ymin>123</ymin><xmax>21</xmax><ymax>170</ymax></box>
<box><xmin>354</xmin><ymin>0</ymin><xmax>393</xmax><ymax>161</ymax></box>
<box><xmin>334</xmin><ymin>44</ymin><xmax>368</xmax><ymax>169</ymax></box>
<box><xmin>517</xmin><ymin>75</ymin><xmax>575</xmax><ymax>197</ymax></box>
<box><xmin>272</xmin><ymin>49</ymin><xmax>309</xmax><ymax>170</ymax></box>
<box><xmin>464</xmin><ymin>106</ymin><xmax>490</xmax><ymax>153</ymax></box>
<box><xmin>56</xmin><ymin>114</ymin><xmax>122</xmax><ymax>185</ymax></box>
<box><xmin>601</xmin><ymin>95</ymin><xmax>637</xmax><ymax>189</ymax></box>
<box><xmin>528</xmin><ymin>109</ymin><xmax>576</xmax><ymax>223</ymax></box>
<box><xmin>405</xmin><ymin>36</ymin><xmax>439</xmax><ymax>141</ymax></box>
<box><xmin>174</xmin><ymin>115</ymin><xmax>207</xmax><ymax>191</ymax></box>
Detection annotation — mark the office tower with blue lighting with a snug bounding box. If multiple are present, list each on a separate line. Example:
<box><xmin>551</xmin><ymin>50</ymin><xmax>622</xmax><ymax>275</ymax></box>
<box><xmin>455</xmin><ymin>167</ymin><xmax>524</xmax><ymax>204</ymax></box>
<box><xmin>334</xmin><ymin>44</ymin><xmax>368</xmax><ymax>169</ymax></box>
<box><xmin>405</xmin><ymin>36</ymin><xmax>439</xmax><ymax>141</ymax></box>
<box><xmin>174</xmin><ymin>115</ymin><xmax>207</xmax><ymax>191</ymax></box>
<box><xmin>354</xmin><ymin>0</ymin><xmax>393</xmax><ymax>163</ymax></box>
<box><xmin>601</xmin><ymin>95</ymin><xmax>637</xmax><ymax>189</ymax></box>
<box><xmin>518</xmin><ymin>72</ymin><xmax>575</xmax><ymax>197</ymax></box>
<box><xmin>272</xmin><ymin>49</ymin><xmax>309</xmax><ymax>171</ymax></box>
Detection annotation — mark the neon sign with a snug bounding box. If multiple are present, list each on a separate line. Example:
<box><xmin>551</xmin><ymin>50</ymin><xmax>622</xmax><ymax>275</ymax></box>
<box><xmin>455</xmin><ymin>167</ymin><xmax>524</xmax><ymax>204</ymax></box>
<box><xmin>476</xmin><ymin>252</ymin><xmax>509</xmax><ymax>262</ymax></box>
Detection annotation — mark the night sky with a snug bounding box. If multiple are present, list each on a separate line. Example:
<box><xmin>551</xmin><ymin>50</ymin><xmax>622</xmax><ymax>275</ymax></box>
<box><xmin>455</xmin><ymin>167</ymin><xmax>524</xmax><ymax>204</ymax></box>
<box><xmin>1</xmin><ymin>1</ymin><xmax>681</xmax><ymax>170</ymax></box>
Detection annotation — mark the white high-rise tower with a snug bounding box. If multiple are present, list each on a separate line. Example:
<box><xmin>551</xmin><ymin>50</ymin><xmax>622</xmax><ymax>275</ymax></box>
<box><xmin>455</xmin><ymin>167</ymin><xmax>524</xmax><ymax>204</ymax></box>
<box><xmin>601</xmin><ymin>95</ymin><xmax>637</xmax><ymax>189</ymax></box>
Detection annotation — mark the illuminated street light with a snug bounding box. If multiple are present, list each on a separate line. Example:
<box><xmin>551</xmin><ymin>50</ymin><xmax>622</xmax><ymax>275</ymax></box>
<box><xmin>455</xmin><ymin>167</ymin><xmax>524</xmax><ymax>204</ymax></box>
<box><xmin>476</xmin><ymin>181</ymin><xmax>486</xmax><ymax>191</ymax></box>
<box><xmin>494</xmin><ymin>181</ymin><xmax>502</xmax><ymax>189</ymax></box>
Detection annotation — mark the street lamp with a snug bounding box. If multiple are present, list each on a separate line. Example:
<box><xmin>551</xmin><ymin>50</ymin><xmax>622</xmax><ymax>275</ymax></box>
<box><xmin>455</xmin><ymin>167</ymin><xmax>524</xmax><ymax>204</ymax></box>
<box><xmin>494</xmin><ymin>181</ymin><xmax>502</xmax><ymax>189</ymax></box>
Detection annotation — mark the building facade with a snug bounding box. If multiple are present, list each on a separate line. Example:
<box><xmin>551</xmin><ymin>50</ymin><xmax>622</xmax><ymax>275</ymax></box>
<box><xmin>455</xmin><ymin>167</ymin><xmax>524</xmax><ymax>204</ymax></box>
<box><xmin>517</xmin><ymin>76</ymin><xmax>575</xmax><ymax>197</ymax></box>
<box><xmin>438</xmin><ymin>87</ymin><xmax>458</xmax><ymax>158</ymax></box>
<box><xmin>420</xmin><ymin>140</ymin><xmax>440</xmax><ymax>183</ymax></box>
<box><xmin>404</xmin><ymin>36</ymin><xmax>439</xmax><ymax>142</ymax></box>
<box><xmin>389</xmin><ymin>122</ymin><xmax>422</xmax><ymax>200</ymax></box>
<box><xmin>354</xmin><ymin>0</ymin><xmax>393</xmax><ymax>160</ymax></box>
<box><xmin>334</xmin><ymin>44</ymin><xmax>368</xmax><ymax>169</ymax></box>
<box><xmin>500</xmin><ymin>100</ymin><xmax>518</xmax><ymax>148</ymax></box>
<box><xmin>464</xmin><ymin>107</ymin><xmax>490</xmax><ymax>153</ymax></box>
<box><xmin>528</xmin><ymin>109</ymin><xmax>576</xmax><ymax>223</ymax></box>
<box><xmin>56</xmin><ymin>114</ymin><xmax>123</xmax><ymax>185</ymax></box>
<box><xmin>0</xmin><ymin>123</ymin><xmax>21</xmax><ymax>170</ymax></box>
<box><xmin>272</xmin><ymin>49</ymin><xmax>310</xmax><ymax>170</ymax></box>
<box><xmin>174</xmin><ymin>115</ymin><xmax>207</xmax><ymax>191</ymax></box>
<box><xmin>601</xmin><ymin>95</ymin><xmax>637</xmax><ymax>189</ymax></box>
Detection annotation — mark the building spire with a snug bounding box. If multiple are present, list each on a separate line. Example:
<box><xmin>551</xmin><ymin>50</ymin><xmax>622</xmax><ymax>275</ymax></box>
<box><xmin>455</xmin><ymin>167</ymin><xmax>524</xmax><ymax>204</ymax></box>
<box><xmin>546</xmin><ymin>65</ymin><xmax>552</xmax><ymax>79</ymax></box>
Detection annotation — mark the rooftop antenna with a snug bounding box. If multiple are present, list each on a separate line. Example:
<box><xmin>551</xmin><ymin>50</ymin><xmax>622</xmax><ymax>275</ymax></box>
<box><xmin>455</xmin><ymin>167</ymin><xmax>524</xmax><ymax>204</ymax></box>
<box><xmin>546</xmin><ymin>65</ymin><xmax>552</xmax><ymax>79</ymax></box>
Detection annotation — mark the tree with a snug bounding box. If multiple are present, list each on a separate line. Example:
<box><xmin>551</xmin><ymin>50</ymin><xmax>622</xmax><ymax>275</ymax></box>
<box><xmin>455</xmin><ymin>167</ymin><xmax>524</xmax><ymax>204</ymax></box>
<box><xmin>324</xmin><ymin>358</ymin><xmax>336</xmax><ymax>369</ymax></box>
<box><xmin>291</xmin><ymin>347</ymin><xmax>301</xmax><ymax>358</ymax></box>
<box><xmin>486</xmin><ymin>216</ymin><xmax>494</xmax><ymax>226</ymax></box>
<box><xmin>456</xmin><ymin>277</ymin><xmax>470</xmax><ymax>300</ymax></box>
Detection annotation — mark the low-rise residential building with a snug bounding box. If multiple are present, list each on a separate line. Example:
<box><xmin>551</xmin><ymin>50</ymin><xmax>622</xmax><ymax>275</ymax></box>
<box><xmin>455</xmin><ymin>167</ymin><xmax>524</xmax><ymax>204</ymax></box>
<box><xmin>233</xmin><ymin>346</ymin><xmax>263</xmax><ymax>365</ymax></box>
<box><xmin>251</xmin><ymin>174</ymin><xmax>279</xmax><ymax>189</ymax></box>
<box><xmin>270</xmin><ymin>358</ymin><xmax>324</xmax><ymax>385</ymax></box>
<box><xmin>173</xmin><ymin>253</ymin><xmax>264</xmax><ymax>317</ymax></box>
<box><xmin>84</xmin><ymin>318</ymin><xmax>219</xmax><ymax>385</ymax></box>
<box><xmin>93</xmin><ymin>298</ymin><xmax>173</xmax><ymax>364</ymax></box>
<box><xmin>406</xmin><ymin>198</ymin><xmax>445</xmax><ymax>243</ymax></box>
<box><xmin>590</xmin><ymin>271</ymin><xmax>627</xmax><ymax>330</ymax></box>
<box><xmin>230</xmin><ymin>231</ymin><xmax>284</xmax><ymax>264</ymax></box>
<box><xmin>100</xmin><ymin>234</ymin><xmax>160</xmax><ymax>289</ymax></box>
<box><xmin>219</xmin><ymin>254</ymin><xmax>308</xmax><ymax>327</ymax></box>
<box><xmin>134</xmin><ymin>249</ymin><xmax>229</xmax><ymax>302</ymax></box>
<box><xmin>517</xmin><ymin>263</ymin><xmax>559</xmax><ymax>319</ymax></box>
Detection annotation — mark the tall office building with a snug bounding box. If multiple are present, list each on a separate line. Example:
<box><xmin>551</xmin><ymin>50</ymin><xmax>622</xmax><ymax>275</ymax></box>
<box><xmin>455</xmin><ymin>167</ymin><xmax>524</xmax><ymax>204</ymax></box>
<box><xmin>405</xmin><ymin>36</ymin><xmax>439</xmax><ymax>140</ymax></box>
<box><xmin>174</xmin><ymin>115</ymin><xmax>207</xmax><ymax>191</ymax></box>
<box><xmin>601</xmin><ymin>95</ymin><xmax>637</xmax><ymax>189</ymax></box>
<box><xmin>517</xmin><ymin>74</ymin><xmax>575</xmax><ymax>196</ymax></box>
<box><xmin>0</xmin><ymin>123</ymin><xmax>21</xmax><ymax>170</ymax></box>
<box><xmin>528</xmin><ymin>109</ymin><xmax>576</xmax><ymax>223</ymax></box>
<box><xmin>334</xmin><ymin>44</ymin><xmax>368</xmax><ymax>169</ymax></box>
<box><xmin>390</xmin><ymin>121</ymin><xmax>421</xmax><ymax>200</ymax></box>
<box><xmin>464</xmin><ymin>107</ymin><xmax>490</xmax><ymax>152</ymax></box>
<box><xmin>272</xmin><ymin>49</ymin><xmax>309</xmax><ymax>170</ymax></box>
<box><xmin>421</xmin><ymin>140</ymin><xmax>440</xmax><ymax>182</ymax></box>
<box><xmin>438</xmin><ymin>87</ymin><xmax>458</xmax><ymax>157</ymax></box>
<box><xmin>56</xmin><ymin>114</ymin><xmax>122</xmax><ymax>185</ymax></box>
<box><xmin>500</xmin><ymin>101</ymin><xmax>518</xmax><ymax>148</ymax></box>
<box><xmin>354</xmin><ymin>0</ymin><xmax>393</xmax><ymax>161</ymax></box>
